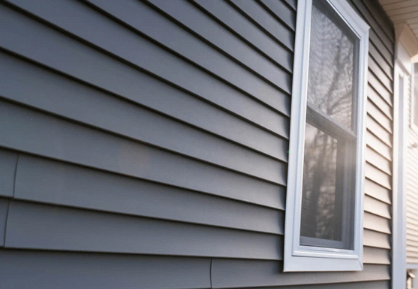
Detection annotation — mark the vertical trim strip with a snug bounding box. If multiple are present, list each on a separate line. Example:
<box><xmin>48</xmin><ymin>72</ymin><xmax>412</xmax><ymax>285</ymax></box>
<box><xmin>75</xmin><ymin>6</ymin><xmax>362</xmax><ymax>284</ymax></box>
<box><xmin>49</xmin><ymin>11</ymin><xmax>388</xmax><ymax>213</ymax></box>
<box><xmin>392</xmin><ymin>60</ymin><xmax>407</xmax><ymax>289</ymax></box>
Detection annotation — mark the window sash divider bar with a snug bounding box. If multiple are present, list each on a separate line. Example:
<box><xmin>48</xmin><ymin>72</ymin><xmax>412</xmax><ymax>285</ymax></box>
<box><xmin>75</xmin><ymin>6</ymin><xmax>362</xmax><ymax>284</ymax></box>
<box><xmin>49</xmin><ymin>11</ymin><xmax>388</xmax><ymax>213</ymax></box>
<box><xmin>307</xmin><ymin>104</ymin><xmax>357</xmax><ymax>140</ymax></box>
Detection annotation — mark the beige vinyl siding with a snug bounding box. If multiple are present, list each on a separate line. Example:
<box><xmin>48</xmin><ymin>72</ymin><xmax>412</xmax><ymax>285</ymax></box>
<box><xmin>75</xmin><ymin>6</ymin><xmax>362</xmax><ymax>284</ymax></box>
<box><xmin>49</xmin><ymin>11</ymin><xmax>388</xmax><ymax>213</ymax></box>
<box><xmin>354</xmin><ymin>0</ymin><xmax>394</xmax><ymax>284</ymax></box>
<box><xmin>406</xmin><ymin>65</ymin><xmax>418</xmax><ymax>264</ymax></box>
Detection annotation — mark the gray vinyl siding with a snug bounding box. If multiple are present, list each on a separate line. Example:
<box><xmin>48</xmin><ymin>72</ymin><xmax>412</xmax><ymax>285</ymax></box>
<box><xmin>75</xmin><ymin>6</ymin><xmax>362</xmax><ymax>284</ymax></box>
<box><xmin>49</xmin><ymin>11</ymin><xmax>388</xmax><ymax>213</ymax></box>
<box><xmin>352</xmin><ymin>1</ymin><xmax>394</xmax><ymax>287</ymax></box>
<box><xmin>354</xmin><ymin>0</ymin><xmax>394</xmax><ymax>278</ymax></box>
<box><xmin>0</xmin><ymin>0</ymin><xmax>393</xmax><ymax>288</ymax></box>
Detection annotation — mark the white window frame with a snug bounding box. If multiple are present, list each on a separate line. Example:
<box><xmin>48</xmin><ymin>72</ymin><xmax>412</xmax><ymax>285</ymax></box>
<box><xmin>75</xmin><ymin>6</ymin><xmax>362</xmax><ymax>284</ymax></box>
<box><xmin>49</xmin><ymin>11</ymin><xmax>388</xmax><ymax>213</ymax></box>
<box><xmin>410</xmin><ymin>64</ymin><xmax>418</xmax><ymax>132</ymax></box>
<box><xmin>284</xmin><ymin>0</ymin><xmax>369</xmax><ymax>272</ymax></box>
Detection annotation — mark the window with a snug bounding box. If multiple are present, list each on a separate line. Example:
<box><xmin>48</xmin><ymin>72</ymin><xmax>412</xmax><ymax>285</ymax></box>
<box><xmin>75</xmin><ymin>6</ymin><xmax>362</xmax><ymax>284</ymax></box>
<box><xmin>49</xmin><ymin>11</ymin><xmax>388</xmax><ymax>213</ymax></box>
<box><xmin>284</xmin><ymin>0</ymin><xmax>369</xmax><ymax>272</ymax></box>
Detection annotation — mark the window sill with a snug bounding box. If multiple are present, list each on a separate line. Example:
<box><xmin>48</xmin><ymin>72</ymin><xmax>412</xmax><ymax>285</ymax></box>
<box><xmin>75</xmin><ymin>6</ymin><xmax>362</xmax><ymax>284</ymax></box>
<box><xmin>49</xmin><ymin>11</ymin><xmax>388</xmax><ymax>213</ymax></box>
<box><xmin>284</xmin><ymin>253</ymin><xmax>363</xmax><ymax>272</ymax></box>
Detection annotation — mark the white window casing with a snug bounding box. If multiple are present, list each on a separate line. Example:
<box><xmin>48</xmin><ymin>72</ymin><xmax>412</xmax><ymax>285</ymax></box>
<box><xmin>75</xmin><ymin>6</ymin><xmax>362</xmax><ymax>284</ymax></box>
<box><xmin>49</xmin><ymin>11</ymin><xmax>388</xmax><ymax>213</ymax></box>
<box><xmin>284</xmin><ymin>0</ymin><xmax>369</xmax><ymax>272</ymax></box>
<box><xmin>410</xmin><ymin>64</ymin><xmax>418</xmax><ymax>132</ymax></box>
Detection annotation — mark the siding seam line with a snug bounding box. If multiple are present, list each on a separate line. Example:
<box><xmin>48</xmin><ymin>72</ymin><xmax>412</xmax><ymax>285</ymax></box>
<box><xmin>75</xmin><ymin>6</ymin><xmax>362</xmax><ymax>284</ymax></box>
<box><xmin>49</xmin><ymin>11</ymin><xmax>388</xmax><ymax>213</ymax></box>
<box><xmin>3</xmin><ymin>200</ymin><xmax>11</xmax><ymax>247</ymax></box>
<box><xmin>3</xmin><ymin>153</ymin><xmax>20</xmax><ymax>246</ymax></box>
<box><xmin>12</xmin><ymin>153</ymin><xmax>20</xmax><ymax>198</ymax></box>
<box><xmin>210</xmin><ymin>258</ymin><xmax>213</xmax><ymax>289</ymax></box>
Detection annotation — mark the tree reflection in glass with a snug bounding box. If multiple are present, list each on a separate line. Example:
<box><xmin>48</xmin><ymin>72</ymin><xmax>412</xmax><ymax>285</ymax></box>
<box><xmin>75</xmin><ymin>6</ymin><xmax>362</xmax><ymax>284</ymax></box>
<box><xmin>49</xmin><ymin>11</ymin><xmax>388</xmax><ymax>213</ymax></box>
<box><xmin>301</xmin><ymin>124</ymin><xmax>340</xmax><ymax>241</ymax></box>
<box><xmin>307</xmin><ymin>0</ymin><xmax>355</xmax><ymax>130</ymax></box>
<box><xmin>300</xmin><ymin>0</ymin><xmax>356</xmax><ymax>244</ymax></box>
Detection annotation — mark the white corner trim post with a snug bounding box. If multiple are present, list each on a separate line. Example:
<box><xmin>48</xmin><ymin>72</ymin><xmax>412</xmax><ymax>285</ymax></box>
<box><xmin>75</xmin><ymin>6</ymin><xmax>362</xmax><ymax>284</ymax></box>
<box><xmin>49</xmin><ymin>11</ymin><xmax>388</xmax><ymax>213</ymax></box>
<box><xmin>392</xmin><ymin>60</ymin><xmax>408</xmax><ymax>289</ymax></box>
<box><xmin>393</xmin><ymin>61</ymin><xmax>407</xmax><ymax>289</ymax></box>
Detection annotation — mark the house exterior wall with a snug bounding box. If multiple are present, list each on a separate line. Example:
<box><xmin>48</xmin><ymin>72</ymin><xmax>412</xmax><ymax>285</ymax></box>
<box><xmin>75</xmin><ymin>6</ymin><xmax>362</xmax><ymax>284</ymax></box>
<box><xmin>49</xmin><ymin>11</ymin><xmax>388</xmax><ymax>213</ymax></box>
<box><xmin>0</xmin><ymin>0</ymin><xmax>394</xmax><ymax>288</ymax></box>
<box><xmin>406</xmin><ymin>65</ymin><xmax>418</xmax><ymax>265</ymax></box>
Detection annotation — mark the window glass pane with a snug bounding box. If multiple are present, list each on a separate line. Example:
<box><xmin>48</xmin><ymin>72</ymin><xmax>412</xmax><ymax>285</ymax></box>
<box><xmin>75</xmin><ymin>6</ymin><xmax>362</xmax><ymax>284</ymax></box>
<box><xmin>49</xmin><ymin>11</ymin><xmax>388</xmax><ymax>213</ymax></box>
<box><xmin>307</xmin><ymin>0</ymin><xmax>357</xmax><ymax>130</ymax></box>
<box><xmin>300</xmin><ymin>123</ymin><xmax>343</xmax><ymax>242</ymax></box>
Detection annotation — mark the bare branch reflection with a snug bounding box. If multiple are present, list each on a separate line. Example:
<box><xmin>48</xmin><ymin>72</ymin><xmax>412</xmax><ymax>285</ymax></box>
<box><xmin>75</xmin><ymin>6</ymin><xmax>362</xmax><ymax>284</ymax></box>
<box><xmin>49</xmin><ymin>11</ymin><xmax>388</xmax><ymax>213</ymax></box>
<box><xmin>301</xmin><ymin>124</ymin><xmax>338</xmax><ymax>240</ymax></box>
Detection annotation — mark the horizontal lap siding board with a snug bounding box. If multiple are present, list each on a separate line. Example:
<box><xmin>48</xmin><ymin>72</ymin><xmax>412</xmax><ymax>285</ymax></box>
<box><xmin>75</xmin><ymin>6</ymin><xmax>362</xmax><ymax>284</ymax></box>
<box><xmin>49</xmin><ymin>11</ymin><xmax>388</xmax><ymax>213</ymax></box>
<box><xmin>0</xmin><ymin>1</ymin><xmax>393</xmax><ymax>289</ymax></box>
<box><xmin>369</xmin><ymin>56</ymin><xmax>393</xmax><ymax>92</ymax></box>
<box><xmin>0</xmin><ymin>149</ymin><xmax>18</xmax><ymax>198</ymax></box>
<box><xmin>0</xmin><ymin>52</ymin><xmax>288</xmax><ymax>185</ymax></box>
<box><xmin>0</xmin><ymin>0</ymin><xmax>290</xmax><ymax>288</ymax></box>
<box><xmin>362</xmin><ymin>0</ymin><xmax>394</xmax><ymax>40</ymax></box>
<box><xmin>368</xmin><ymin>85</ymin><xmax>393</xmax><ymax>120</ymax></box>
<box><xmin>351</xmin><ymin>3</ymin><xmax>394</xmax><ymax>287</ymax></box>
<box><xmin>210</xmin><ymin>0</ymin><xmax>391</xmax><ymax>287</ymax></box>
<box><xmin>260</xmin><ymin>281</ymin><xmax>391</xmax><ymax>289</ymax></box>
<box><xmin>0</xmin><ymin>249</ymin><xmax>212</xmax><ymax>289</ymax></box>
<box><xmin>365</xmin><ymin>146</ymin><xmax>391</xmax><ymax>174</ymax></box>
<box><xmin>0</xmin><ymin>100</ymin><xmax>286</xmax><ymax>207</ymax></box>
<box><xmin>0</xmin><ymin>198</ymin><xmax>10</xmax><ymax>247</ymax></box>
<box><xmin>369</xmin><ymin>42</ymin><xmax>393</xmax><ymax>81</ymax></box>
<box><xmin>367</xmin><ymin>99</ymin><xmax>392</xmax><ymax>132</ymax></box>
<box><xmin>4</xmin><ymin>200</ymin><xmax>283</xmax><ymax>260</ymax></box>
<box><xmin>365</xmin><ymin>178</ymin><xmax>392</xmax><ymax>204</ymax></box>
<box><xmin>0</xmin><ymin>2</ymin><xmax>290</xmax><ymax>139</ymax></box>
<box><xmin>364</xmin><ymin>195</ymin><xmax>391</xmax><ymax>219</ymax></box>
<box><xmin>0</xmin><ymin>52</ymin><xmax>288</xmax><ymax>164</ymax></box>
<box><xmin>13</xmin><ymin>154</ymin><xmax>285</xmax><ymax>233</ymax></box>
<box><xmin>211</xmin><ymin>260</ymin><xmax>390</xmax><ymax>288</ymax></box>
<box><xmin>363</xmin><ymin>229</ymin><xmax>391</xmax><ymax>249</ymax></box>
<box><xmin>350</xmin><ymin>3</ymin><xmax>393</xmax><ymax>289</ymax></box>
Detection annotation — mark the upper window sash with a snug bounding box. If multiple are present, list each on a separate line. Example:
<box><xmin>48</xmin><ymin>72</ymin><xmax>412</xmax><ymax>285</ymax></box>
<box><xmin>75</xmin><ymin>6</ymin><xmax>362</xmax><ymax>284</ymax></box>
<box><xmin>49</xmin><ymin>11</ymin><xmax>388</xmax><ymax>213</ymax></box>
<box><xmin>284</xmin><ymin>0</ymin><xmax>369</xmax><ymax>272</ymax></box>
